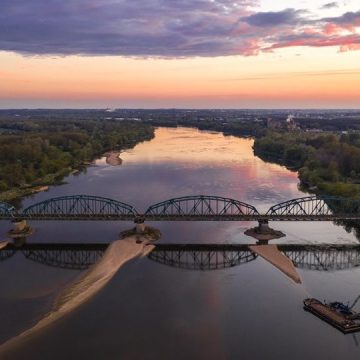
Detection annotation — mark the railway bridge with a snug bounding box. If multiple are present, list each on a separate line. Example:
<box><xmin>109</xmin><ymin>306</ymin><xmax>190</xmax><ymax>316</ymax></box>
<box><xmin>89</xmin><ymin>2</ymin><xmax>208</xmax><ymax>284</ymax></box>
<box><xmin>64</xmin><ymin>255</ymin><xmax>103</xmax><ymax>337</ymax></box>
<box><xmin>0</xmin><ymin>194</ymin><xmax>360</xmax><ymax>221</ymax></box>
<box><xmin>1</xmin><ymin>194</ymin><xmax>359</xmax><ymax>240</ymax></box>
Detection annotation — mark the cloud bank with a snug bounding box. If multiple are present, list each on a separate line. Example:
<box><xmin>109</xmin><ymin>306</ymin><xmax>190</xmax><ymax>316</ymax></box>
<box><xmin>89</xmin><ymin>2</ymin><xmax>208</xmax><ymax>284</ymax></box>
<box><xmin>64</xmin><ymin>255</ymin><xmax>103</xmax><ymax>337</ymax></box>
<box><xmin>0</xmin><ymin>0</ymin><xmax>359</xmax><ymax>57</ymax></box>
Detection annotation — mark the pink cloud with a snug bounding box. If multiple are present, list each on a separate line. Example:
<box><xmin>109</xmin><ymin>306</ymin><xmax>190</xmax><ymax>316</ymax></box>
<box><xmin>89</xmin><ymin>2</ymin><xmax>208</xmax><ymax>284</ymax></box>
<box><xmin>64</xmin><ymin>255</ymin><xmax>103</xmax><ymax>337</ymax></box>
<box><xmin>0</xmin><ymin>1</ymin><xmax>359</xmax><ymax>57</ymax></box>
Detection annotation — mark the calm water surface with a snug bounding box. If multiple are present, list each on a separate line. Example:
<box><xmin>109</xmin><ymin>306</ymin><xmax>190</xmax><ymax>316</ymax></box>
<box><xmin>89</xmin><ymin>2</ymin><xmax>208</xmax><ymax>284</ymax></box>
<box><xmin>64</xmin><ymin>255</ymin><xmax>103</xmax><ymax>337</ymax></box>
<box><xmin>1</xmin><ymin>127</ymin><xmax>360</xmax><ymax>359</ymax></box>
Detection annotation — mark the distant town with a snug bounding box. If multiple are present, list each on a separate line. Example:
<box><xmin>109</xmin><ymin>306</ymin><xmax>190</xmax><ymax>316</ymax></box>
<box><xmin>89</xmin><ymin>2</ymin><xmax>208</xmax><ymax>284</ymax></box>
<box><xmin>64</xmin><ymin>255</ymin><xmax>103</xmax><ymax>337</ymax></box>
<box><xmin>1</xmin><ymin>109</ymin><xmax>360</xmax><ymax>134</ymax></box>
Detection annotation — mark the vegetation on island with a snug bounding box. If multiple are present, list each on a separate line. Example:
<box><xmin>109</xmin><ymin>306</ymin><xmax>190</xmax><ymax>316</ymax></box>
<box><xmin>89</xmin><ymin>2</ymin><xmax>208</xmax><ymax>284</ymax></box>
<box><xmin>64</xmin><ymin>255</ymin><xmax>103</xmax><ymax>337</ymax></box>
<box><xmin>0</xmin><ymin>119</ymin><xmax>154</xmax><ymax>201</ymax></box>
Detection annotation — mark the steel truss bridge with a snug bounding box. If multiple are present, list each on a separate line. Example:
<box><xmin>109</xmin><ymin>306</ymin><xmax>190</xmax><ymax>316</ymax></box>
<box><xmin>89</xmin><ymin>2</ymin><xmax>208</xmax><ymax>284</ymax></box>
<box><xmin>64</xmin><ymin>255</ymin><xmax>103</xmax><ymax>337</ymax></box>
<box><xmin>1</xmin><ymin>243</ymin><xmax>360</xmax><ymax>272</ymax></box>
<box><xmin>1</xmin><ymin>194</ymin><xmax>360</xmax><ymax>221</ymax></box>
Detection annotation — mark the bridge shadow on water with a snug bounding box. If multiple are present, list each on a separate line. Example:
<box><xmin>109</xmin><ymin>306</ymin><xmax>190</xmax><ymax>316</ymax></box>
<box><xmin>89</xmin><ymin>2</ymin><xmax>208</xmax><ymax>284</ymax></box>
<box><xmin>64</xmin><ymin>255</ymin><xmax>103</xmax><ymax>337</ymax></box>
<box><xmin>1</xmin><ymin>242</ymin><xmax>360</xmax><ymax>272</ymax></box>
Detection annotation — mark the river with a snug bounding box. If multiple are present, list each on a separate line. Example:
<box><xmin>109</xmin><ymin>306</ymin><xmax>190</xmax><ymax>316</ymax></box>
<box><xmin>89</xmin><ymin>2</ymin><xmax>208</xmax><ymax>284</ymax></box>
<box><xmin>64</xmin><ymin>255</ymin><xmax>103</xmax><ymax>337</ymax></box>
<box><xmin>0</xmin><ymin>127</ymin><xmax>360</xmax><ymax>359</ymax></box>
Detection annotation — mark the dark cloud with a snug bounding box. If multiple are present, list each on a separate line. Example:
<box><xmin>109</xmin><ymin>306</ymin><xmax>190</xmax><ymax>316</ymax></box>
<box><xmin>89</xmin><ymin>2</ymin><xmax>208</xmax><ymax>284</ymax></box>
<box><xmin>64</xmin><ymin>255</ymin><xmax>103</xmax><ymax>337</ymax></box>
<box><xmin>0</xmin><ymin>0</ymin><xmax>359</xmax><ymax>57</ymax></box>
<box><xmin>321</xmin><ymin>2</ymin><xmax>339</xmax><ymax>9</ymax></box>
<box><xmin>322</xmin><ymin>10</ymin><xmax>360</xmax><ymax>24</ymax></box>
<box><xmin>242</xmin><ymin>9</ymin><xmax>304</xmax><ymax>27</ymax></box>
<box><xmin>0</xmin><ymin>0</ymin><xmax>258</xmax><ymax>56</ymax></box>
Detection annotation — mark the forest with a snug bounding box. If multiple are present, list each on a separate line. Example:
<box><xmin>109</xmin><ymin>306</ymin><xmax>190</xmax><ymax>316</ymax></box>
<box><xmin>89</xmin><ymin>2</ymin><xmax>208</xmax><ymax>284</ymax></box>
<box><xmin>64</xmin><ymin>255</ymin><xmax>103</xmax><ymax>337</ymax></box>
<box><xmin>254</xmin><ymin>131</ymin><xmax>360</xmax><ymax>199</ymax></box>
<box><xmin>0</xmin><ymin>118</ymin><xmax>154</xmax><ymax>201</ymax></box>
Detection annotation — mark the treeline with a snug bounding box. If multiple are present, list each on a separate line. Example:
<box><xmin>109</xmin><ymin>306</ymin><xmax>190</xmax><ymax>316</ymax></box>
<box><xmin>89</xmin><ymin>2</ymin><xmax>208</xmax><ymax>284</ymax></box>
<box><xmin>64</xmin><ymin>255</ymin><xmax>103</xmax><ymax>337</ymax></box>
<box><xmin>254</xmin><ymin>131</ymin><xmax>360</xmax><ymax>198</ymax></box>
<box><xmin>0</xmin><ymin>119</ymin><xmax>154</xmax><ymax>198</ymax></box>
<box><xmin>147</xmin><ymin>118</ymin><xmax>267</xmax><ymax>137</ymax></box>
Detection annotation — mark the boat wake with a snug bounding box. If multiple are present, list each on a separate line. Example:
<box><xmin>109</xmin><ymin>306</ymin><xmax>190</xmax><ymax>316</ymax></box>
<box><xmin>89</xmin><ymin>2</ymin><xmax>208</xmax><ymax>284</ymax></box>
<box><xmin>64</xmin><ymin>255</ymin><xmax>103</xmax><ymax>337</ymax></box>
<box><xmin>0</xmin><ymin>236</ymin><xmax>155</xmax><ymax>353</ymax></box>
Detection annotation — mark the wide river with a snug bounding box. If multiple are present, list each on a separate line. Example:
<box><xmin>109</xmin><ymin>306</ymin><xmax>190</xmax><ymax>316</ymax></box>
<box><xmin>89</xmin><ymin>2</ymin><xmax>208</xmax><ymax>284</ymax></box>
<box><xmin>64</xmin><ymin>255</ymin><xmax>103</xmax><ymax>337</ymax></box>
<box><xmin>1</xmin><ymin>127</ymin><xmax>360</xmax><ymax>359</ymax></box>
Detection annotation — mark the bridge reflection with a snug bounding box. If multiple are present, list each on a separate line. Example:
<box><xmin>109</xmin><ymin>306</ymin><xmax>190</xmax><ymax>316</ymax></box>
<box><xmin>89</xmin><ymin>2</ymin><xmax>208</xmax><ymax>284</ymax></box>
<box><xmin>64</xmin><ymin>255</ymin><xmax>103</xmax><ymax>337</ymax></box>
<box><xmin>149</xmin><ymin>244</ymin><xmax>360</xmax><ymax>272</ymax></box>
<box><xmin>282</xmin><ymin>245</ymin><xmax>360</xmax><ymax>271</ymax></box>
<box><xmin>22</xmin><ymin>244</ymin><xmax>107</xmax><ymax>270</ymax></box>
<box><xmin>1</xmin><ymin>243</ymin><xmax>360</xmax><ymax>272</ymax></box>
<box><xmin>149</xmin><ymin>244</ymin><xmax>257</xmax><ymax>270</ymax></box>
<box><xmin>0</xmin><ymin>248</ymin><xmax>15</xmax><ymax>262</ymax></box>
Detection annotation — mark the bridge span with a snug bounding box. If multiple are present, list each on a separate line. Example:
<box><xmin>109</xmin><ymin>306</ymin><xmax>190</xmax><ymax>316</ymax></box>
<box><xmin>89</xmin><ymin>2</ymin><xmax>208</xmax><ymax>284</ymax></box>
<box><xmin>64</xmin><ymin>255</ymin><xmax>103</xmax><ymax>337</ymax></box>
<box><xmin>1</xmin><ymin>194</ymin><xmax>360</xmax><ymax>222</ymax></box>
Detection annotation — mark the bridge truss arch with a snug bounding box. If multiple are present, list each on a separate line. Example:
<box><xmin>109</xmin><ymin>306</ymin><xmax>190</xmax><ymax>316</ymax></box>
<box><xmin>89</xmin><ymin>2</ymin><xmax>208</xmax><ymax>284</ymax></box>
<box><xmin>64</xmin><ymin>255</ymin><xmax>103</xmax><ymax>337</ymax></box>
<box><xmin>22</xmin><ymin>195</ymin><xmax>138</xmax><ymax>220</ymax></box>
<box><xmin>266</xmin><ymin>196</ymin><xmax>360</xmax><ymax>219</ymax></box>
<box><xmin>145</xmin><ymin>195</ymin><xmax>259</xmax><ymax>219</ymax></box>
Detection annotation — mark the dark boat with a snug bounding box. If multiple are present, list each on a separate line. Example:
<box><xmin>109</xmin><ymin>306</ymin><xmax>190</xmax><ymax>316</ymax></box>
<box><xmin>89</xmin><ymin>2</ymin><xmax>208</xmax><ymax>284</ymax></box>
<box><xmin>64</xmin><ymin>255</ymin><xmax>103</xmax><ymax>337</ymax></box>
<box><xmin>304</xmin><ymin>298</ymin><xmax>360</xmax><ymax>334</ymax></box>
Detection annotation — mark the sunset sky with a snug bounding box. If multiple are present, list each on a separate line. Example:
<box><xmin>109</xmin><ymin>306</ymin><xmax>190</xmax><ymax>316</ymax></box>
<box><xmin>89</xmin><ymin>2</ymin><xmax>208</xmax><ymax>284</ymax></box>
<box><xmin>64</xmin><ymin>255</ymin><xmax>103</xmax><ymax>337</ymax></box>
<box><xmin>1</xmin><ymin>0</ymin><xmax>359</xmax><ymax>108</ymax></box>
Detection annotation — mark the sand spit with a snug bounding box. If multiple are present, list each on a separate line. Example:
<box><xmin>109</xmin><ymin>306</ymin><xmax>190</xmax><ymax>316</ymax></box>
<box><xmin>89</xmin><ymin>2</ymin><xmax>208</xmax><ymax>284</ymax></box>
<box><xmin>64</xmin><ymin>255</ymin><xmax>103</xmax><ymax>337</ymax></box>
<box><xmin>249</xmin><ymin>244</ymin><xmax>302</xmax><ymax>284</ymax></box>
<box><xmin>0</xmin><ymin>240</ymin><xmax>10</xmax><ymax>250</ymax></box>
<box><xmin>0</xmin><ymin>236</ymin><xmax>155</xmax><ymax>354</ymax></box>
<box><xmin>105</xmin><ymin>152</ymin><xmax>123</xmax><ymax>166</ymax></box>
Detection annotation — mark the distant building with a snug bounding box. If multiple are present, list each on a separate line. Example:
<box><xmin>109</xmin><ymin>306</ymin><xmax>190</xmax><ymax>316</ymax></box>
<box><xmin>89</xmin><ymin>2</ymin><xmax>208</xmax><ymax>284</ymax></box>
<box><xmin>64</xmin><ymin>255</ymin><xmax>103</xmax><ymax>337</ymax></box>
<box><xmin>286</xmin><ymin>115</ymin><xmax>298</xmax><ymax>131</ymax></box>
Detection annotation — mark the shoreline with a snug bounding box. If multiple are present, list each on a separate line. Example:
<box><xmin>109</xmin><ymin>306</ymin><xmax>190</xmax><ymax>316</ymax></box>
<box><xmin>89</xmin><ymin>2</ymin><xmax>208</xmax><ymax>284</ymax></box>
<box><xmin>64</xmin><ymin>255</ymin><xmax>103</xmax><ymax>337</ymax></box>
<box><xmin>0</xmin><ymin>142</ymin><xmax>145</xmax><ymax>203</ymax></box>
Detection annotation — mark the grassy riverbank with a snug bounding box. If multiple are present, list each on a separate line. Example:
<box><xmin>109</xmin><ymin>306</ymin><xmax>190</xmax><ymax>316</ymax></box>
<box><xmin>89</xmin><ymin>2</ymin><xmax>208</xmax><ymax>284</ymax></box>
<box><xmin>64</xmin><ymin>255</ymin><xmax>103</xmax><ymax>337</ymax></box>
<box><xmin>0</xmin><ymin>119</ymin><xmax>154</xmax><ymax>202</ymax></box>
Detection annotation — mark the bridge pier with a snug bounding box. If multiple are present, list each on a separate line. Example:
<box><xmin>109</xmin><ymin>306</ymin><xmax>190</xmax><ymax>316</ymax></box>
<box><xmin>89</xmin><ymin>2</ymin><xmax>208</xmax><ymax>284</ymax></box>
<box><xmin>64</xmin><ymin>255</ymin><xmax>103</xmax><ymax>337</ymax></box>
<box><xmin>244</xmin><ymin>219</ymin><xmax>285</xmax><ymax>243</ymax></box>
<box><xmin>7</xmin><ymin>220</ymin><xmax>33</xmax><ymax>245</ymax></box>
<box><xmin>134</xmin><ymin>216</ymin><xmax>146</xmax><ymax>234</ymax></box>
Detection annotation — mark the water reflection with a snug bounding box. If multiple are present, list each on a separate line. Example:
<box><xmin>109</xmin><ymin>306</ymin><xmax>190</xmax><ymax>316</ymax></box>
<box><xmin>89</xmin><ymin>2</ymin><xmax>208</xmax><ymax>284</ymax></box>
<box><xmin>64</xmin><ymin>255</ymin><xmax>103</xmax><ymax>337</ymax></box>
<box><xmin>0</xmin><ymin>248</ymin><xmax>14</xmax><ymax>262</ymax></box>
<box><xmin>2</xmin><ymin>243</ymin><xmax>360</xmax><ymax>273</ymax></box>
<box><xmin>23</xmin><ymin>244</ymin><xmax>106</xmax><ymax>270</ymax></box>
<box><xmin>0</xmin><ymin>237</ymin><xmax>155</xmax><ymax>354</ymax></box>
<box><xmin>149</xmin><ymin>245</ymin><xmax>257</xmax><ymax>270</ymax></box>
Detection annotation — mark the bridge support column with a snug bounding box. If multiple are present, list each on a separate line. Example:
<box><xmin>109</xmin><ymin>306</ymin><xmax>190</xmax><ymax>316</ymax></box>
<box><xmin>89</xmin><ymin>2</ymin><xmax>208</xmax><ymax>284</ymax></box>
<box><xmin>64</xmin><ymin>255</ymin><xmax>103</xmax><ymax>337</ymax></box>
<box><xmin>258</xmin><ymin>219</ymin><xmax>271</xmax><ymax>232</ymax></box>
<box><xmin>244</xmin><ymin>219</ymin><xmax>285</xmax><ymax>243</ymax></box>
<box><xmin>7</xmin><ymin>219</ymin><xmax>33</xmax><ymax>246</ymax></box>
<box><xmin>134</xmin><ymin>216</ymin><xmax>146</xmax><ymax>234</ymax></box>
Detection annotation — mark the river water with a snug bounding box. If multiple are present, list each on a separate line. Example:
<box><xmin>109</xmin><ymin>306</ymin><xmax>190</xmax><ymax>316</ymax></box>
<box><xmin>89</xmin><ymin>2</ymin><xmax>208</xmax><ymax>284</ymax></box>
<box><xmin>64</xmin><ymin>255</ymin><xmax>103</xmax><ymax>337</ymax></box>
<box><xmin>1</xmin><ymin>127</ymin><xmax>360</xmax><ymax>359</ymax></box>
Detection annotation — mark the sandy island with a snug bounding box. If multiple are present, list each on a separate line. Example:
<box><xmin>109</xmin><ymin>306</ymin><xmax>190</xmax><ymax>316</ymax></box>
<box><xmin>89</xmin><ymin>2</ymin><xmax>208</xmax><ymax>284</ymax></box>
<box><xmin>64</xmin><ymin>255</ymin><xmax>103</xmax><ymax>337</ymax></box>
<box><xmin>0</xmin><ymin>233</ymin><xmax>157</xmax><ymax>355</ymax></box>
<box><xmin>105</xmin><ymin>151</ymin><xmax>123</xmax><ymax>166</ymax></box>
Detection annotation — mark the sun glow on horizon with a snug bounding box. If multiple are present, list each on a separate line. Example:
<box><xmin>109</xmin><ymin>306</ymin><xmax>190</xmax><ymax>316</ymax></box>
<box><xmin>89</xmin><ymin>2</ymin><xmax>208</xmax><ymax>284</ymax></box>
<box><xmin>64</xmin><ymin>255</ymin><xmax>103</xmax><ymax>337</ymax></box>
<box><xmin>1</xmin><ymin>0</ymin><xmax>360</xmax><ymax>108</ymax></box>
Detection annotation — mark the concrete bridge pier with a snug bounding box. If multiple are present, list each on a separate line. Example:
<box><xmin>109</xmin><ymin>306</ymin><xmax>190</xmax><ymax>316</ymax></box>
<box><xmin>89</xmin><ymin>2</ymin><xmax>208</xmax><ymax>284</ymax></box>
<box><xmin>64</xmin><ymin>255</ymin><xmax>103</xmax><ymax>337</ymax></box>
<box><xmin>244</xmin><ymin>219</ymin><xmax>286</xmax><ymax>242</ymax></box>
<box><xmin>134</xmin><ymin>216</ymin><xmax>146</xmax><ymax>234</ymax></box>
<box><xmin>7</xmin><ymin>219</ymin><xmax>33</xmax><ymax>246</ymax></box>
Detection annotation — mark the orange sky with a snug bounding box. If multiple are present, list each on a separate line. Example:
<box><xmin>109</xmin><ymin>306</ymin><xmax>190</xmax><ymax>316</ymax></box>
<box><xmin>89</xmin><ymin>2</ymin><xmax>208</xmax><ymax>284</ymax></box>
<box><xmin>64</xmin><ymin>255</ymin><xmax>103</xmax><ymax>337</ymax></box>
<box><xmin>1</xmin><ymin>0</ymin><xmax>360</xmax><ymax>108</ymax></box>
<box><xmin>1</xmin><ymin>47</ymin><xmax>359</xmax><ymax>108</ymax></box>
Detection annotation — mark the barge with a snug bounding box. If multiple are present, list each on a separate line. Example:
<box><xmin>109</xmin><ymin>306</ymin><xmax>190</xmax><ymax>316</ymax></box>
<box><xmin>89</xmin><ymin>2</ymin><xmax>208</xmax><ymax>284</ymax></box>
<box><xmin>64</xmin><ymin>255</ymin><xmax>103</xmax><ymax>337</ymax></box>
<box><xmin>304</xmin><ymin>298</ymin><xmax>360</xmax><ymax>334</ymax></box>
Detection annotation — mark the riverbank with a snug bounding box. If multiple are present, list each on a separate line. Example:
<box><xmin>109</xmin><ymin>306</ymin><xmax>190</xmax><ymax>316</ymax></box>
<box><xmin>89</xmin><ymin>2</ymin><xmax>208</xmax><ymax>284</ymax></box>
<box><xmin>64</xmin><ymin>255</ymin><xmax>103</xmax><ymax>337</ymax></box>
<box><xmin>0</xmin><ymin>164</ymin><xmax>90</xmax><ymax>202</ymax></box>
<box><xmin>253</xmin><ymin>130</ymin><xmax>360</xmax><ymax>200</ymax></box>
<box><xmin>0</xmin><ymin>119</ymin><xmax>154</xmax><ymax>203</ymax></box>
